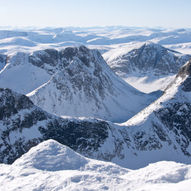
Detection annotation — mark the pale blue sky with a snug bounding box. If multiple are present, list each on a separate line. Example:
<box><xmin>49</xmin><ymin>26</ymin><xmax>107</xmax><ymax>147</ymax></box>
<box><xmin>0</xmin><ymin>0</ymin><xmax>191</xmax><ymax>28</ymax></box>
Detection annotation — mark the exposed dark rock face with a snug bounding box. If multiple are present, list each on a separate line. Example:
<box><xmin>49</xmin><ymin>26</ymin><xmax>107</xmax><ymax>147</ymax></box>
<box><xmin>176</xmin><ymin>60</ymin><xmax>191</xmax><ymax>92</ymax></box>
<box><xmin>157</xmin><ymin>102</ymin><xmax>191</xmax><ymax>156</ymax></box>
<box><xmin>0</xmin><ymin>54</ymin><xmax>7</xmax><ymax>70</ymax></box>
<box><xmin>0</xmin><ymin>88</ymin><xmax>33</xmax><ymax>120</ymax></box>
<box><xmin>0</xmin><ymin>88</ymin><xmax>110</xmax><ymax>164</ymax></box>
<box><xmin>30</xmin><ymin>49</ymin><xmax>58</xmax><ymax>66</ymax></box>
<box><xmin>178</xmin><ymin>60</ymin><xmax>191</xmax><ymax>77</ymax></box>
<box><xmin>39</xmin><ymin>120</ymin><xmax>109</xmax><ymax>155</ymax></box>
<box><xmin>28</xmin><ymin>46</ymin><xmax>101</xmax><ymax>74</ymax></box>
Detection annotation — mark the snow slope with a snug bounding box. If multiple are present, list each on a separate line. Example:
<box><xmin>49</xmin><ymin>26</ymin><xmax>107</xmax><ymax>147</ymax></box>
<box><xmin>27</xmin><ymin>46</ymin><xmax>159</xmax><ymax>122</ymax></box>
<box><xmin>0</xmin><ymin>88</ymin><xmax>114</xmax><ymax>164</ymax></box>
<box><xmin>0</xmin><ymin>45</ymin><xmax>160</xmax><ymax>122</ymax></box>
<box><xmin>123</xmin><ymin>74</ymin><xmax>175</xmax><ymax>93</ymax></box>
<box><xmin>0</xmin><ymin>139</ymin><xmax>191</xmax><ymax>191</ymax></box>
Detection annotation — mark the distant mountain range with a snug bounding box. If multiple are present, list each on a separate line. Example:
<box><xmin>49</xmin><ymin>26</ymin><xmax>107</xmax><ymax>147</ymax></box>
<box><xmin>1</xmin><ymin>27</ymin><xmax>191</xmax><ymax>55</ymax></box>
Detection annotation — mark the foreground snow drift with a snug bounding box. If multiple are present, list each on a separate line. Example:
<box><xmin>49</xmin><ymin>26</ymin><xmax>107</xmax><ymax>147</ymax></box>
<box><xmin>0</xmin><ymin>140</ymin><xmax>191</xmax><ymax>191</ymax></box>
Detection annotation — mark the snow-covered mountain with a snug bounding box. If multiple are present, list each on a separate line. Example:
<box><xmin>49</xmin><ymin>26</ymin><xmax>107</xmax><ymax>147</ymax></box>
<box><xmin>1</xmin><ymin>139</ymin><xmax>191</xmax><ymax>191</ymax></box>
<box><xmin>106</xmin><ymin>42</ymin><xmax>191</xmax><ymax>75</ymax></box>
<box><xmin>1</xmin><ymin>27</ymin><xmax>191</xmax><ymax>190</ymax></box>
<box><xmin>0</xmin><ymin>86</ymin><xmax>191</xmax><ymax>169</ymax></box>
<box><xmin>0</xmin><ymin>46</ymin><xmax>160</xmax><ymax>122</ymax></box>
<box><xmin>1</xmin><ymin>27</ymin><xmax>190</xmax><ymax>94</ymax></box>
<box><xmin>122</xmin><ymin>59</ymin><xmax>191</xmax><ymax>161</ymax></box>
<box><xmin>104</xmin><ymin>42</ymin><xmax>191</xmax><ymax>93</ymax></box>
<box><xmin>26</xmin><ymin>46</ymin><xmax>159</xmax><ymax>122</ymax></box>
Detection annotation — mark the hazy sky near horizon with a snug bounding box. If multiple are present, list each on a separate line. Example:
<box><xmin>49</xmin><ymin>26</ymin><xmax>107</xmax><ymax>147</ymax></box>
<box><xmin>0</xmin><ymin>0</ymin><xmax>191</xmax><ymax>28</ymax></box>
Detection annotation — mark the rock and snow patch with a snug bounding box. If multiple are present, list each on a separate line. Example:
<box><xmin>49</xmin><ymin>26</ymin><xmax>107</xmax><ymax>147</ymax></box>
<box><xmin>0</xmin><ymin>140</ymin><xmax>191</xmax><ymax>191</ymax></box>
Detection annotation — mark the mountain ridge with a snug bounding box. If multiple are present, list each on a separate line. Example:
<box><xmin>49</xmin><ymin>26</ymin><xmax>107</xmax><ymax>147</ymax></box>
<box><xmin>0</xmin><ymin>85</ymin><xmax>191</xmax><ymax>168</ymax></box>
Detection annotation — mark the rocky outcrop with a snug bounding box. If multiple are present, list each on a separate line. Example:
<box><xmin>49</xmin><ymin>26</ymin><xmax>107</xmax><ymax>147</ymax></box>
<box><xmin>0</xmin><ymin>88</ymin><xmax>111</xmax><ymax>164</ymax></box>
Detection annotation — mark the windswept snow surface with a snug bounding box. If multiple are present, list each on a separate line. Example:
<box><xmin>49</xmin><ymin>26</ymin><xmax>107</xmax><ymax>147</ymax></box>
<box><xmin>0</xmin><ymin>140</ymin><xmax>191</xmax><ymax>191</ymax></box>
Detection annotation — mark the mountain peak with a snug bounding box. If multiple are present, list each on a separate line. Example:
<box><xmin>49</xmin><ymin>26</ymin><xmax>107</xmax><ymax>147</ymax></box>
<box><xmin>143</xmin><ymin>41</ymin><xmax>163</xmax><ymax>48</ymax></box>
<box><xmin>106</xmin><ymin>42</ymin><xmax>191</xmax><ymax>76</ymax></box>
